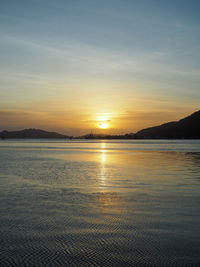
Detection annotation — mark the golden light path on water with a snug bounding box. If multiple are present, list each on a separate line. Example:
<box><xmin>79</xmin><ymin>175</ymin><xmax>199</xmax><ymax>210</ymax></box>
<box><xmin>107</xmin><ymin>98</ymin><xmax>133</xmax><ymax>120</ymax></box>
<box><xmin>100</xmin><ymin>143</ymin><xmax>107</xmax><ymax>189</ymax></box>
<box><xmin>97</xmin><ymin>142</ymin><xmax>122</xmax><ymax>213</ymax></box>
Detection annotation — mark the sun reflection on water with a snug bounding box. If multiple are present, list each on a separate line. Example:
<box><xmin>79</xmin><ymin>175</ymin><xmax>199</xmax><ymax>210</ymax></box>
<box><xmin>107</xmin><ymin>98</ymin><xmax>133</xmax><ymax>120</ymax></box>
<box><xmin>100</xmin><ymin>143</ymin><xmax>107</xmax><ymax>189</ymax></box>
<box><xmin>96</xmin><ymin>143</ymin><xmax>123</xmax><ymax>214</ymax></box>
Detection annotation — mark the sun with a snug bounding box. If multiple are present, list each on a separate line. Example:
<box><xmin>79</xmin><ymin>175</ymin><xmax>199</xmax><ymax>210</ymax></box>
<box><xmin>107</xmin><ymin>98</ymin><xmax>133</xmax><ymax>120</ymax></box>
<box><xmin>98</xmin><ymin>122</ymin><xmax>109</xmax><ymax>129</ymax></box>
<box><xmin>96</xmin><ymin>114</ymin><xmax>110</xmax><ymax>129</ymax></box>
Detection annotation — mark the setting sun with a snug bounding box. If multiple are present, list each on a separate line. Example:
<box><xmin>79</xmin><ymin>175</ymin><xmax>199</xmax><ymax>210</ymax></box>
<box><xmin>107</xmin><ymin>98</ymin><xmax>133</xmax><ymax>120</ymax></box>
<box><xmin>98</xmin><ymin>122</ymin><xmax>109</xmax><ymax>129</ymax></box>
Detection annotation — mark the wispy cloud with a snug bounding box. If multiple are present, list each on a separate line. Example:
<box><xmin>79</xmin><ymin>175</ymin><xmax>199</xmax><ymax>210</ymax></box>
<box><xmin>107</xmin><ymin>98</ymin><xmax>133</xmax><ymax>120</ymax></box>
<box><xmin>1</xmin><ymin>31</ymin><xmax>200</xmax><ymax>95</ymax></box>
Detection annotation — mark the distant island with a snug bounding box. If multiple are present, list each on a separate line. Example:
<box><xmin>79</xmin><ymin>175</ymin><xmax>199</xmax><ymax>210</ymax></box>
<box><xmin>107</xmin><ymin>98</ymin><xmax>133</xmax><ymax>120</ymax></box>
<box><xmin>0</xmin><ymin>128</ymin><xmax>69</xmax><ymax>139</ymax></box>
<box><xmin>1</xmin><ymin>110</ymin><xmax>200</xmax><ymax>139</ymax></box>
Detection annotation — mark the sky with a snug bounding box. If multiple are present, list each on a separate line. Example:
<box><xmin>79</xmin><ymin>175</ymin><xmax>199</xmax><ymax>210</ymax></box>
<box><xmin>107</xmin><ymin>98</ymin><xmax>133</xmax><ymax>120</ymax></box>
<box><xmin>0</xmin><ymin>0</ymin><xmax>200</xmax><ymax>135</ymax></box>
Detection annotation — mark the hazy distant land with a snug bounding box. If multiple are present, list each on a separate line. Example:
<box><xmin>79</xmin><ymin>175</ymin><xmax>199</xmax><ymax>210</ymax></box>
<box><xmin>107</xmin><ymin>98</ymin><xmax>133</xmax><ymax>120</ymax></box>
<box><xmin>1</xmin><ymin>110</ymin><xmax>200</xmax><ymax>139</ymax></box>
<box><xmin>0</xmin><ymin>128</ymin><xmax>69</xmax><ymax>139</ymax></box>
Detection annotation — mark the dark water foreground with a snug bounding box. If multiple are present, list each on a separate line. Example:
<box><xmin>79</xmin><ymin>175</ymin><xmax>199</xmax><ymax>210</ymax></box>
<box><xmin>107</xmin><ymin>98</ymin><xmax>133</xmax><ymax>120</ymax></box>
<box><xmin>0</xmin><ymin>140</ymin><xmax>200</xmax><ymax>266</ymax></box>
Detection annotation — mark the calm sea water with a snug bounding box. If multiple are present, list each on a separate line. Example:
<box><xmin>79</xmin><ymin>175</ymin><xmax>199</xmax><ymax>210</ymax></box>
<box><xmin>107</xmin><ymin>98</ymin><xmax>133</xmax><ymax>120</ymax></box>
<box><xmin>0</xmin><ymin>140</ymin><xmax>200</xmax><ymax>266</ymax></box>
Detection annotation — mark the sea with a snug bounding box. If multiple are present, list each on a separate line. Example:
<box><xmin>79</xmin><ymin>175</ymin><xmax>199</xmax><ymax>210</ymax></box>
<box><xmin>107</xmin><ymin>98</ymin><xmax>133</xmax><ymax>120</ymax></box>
<box><xmin>0</xmin><ymin>139</ymin><xmax>200</xmax><ymax>266</ymax></box>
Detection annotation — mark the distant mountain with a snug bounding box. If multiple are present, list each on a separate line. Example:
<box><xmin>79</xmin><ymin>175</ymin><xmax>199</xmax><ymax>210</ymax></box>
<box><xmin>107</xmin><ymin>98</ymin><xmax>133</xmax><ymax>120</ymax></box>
<box><xmin>135</xmin><ymin>110</ymin><xmax>200</xmax><ymax>139</ymax></box>
<box><xmin>0</xmin><ymin>128</ymin><xmax>68</xmax><ymax>139</ymax></box>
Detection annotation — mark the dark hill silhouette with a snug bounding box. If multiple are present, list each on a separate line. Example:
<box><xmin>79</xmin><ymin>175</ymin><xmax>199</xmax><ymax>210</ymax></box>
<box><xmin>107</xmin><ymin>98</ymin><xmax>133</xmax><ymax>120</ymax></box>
<box><xmin>0</xmin><ymin>128</ymin><xmax>68</xmax><ymax>139</ymax></box>
<box><xmin>135</xmin><ymin>110</ymin><xmax>200</xmax><ymax>139</ymax></box>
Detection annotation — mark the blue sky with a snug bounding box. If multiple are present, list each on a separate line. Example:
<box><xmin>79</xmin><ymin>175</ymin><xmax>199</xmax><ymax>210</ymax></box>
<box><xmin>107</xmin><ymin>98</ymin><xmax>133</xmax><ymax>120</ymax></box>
<box><xmin>0</xmin><ymin>0</ymin><xmax>200</xmax><ymax>134</ymax></box>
